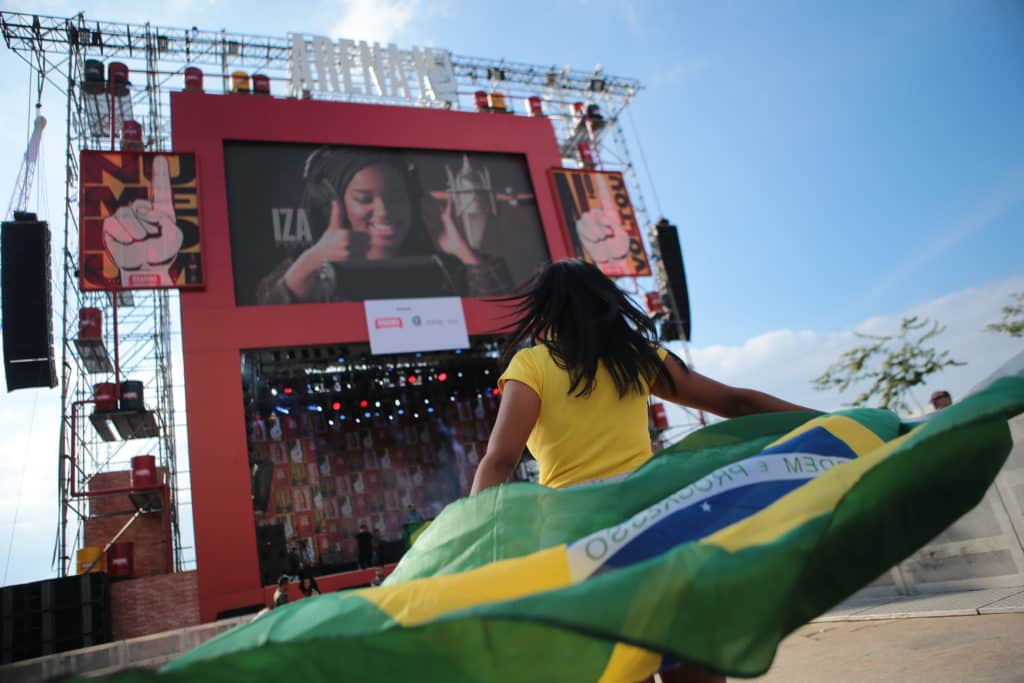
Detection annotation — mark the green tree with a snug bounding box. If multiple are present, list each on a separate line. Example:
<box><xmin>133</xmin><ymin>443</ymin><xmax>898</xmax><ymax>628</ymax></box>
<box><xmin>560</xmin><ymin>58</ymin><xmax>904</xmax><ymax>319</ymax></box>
<box><xmin>812</xmin><ymin>316</ymin><xmax>965</xmax><ymax>414</ymax></box>
<box><xmin>985</xmin><ymin>291</ymin><xmax>1024</xmax><ymax>338</ymax></box>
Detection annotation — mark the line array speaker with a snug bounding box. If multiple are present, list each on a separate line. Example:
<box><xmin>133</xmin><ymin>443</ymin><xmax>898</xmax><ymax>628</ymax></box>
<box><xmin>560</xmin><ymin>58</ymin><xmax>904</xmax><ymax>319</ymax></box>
<box><xmin>648</xmin><ymin>218</ymin><xmax>693</xmax><ymax>342</ymax></box>
<box><xmin>1</xmin><ymin>212</ymin><xmax>57</xmax><ymax>391</ymax></box>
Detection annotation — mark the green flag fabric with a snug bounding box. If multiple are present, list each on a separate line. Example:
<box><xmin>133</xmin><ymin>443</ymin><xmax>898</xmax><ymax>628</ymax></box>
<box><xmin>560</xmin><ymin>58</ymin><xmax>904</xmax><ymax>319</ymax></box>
<box><xmin>98</xmin><ymin>377</ymin><xmax>1023</xmax><ymax>682</ymax></box>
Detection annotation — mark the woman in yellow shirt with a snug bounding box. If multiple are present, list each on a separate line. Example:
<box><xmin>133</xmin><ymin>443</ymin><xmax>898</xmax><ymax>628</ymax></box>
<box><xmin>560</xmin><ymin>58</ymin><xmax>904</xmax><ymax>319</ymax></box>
<box><xmin>471</xmin><ymin>258</ymin><xmax>811</xmax><ymax>683</ymax></box>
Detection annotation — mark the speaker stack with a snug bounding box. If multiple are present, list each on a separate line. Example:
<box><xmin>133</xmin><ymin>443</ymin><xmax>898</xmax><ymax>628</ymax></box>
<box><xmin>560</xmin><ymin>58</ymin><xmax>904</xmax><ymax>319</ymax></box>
<box><xmin>1</xmin><ymin>212</ymin><xmax>57</xmax><ymax>391</ymax></box>
<box><xmin>0</xmin><ymin>573</ymin><xmax>112</xmax><ymax>664</ymax></box>
<box><xmin>256</xmin><ymin>523</ymin><xmax>289</xmax><ymax>587</ymax></box>
<box><xmin>648</xmin><ymin>218</ymin><xmax>693</xmax><ymax>342</ymax></box>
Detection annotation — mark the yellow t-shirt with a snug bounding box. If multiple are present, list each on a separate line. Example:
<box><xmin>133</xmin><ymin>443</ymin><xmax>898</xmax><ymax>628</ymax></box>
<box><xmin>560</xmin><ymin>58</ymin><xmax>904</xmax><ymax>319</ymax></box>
<box><xmin>498</xmin><ymin>345</ymin><xmax>668</xmax><ymax>489</ymax></box>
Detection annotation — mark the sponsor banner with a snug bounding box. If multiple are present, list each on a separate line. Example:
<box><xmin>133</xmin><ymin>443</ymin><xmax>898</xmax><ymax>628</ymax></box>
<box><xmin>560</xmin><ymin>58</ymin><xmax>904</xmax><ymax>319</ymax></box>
<box><xmin>549</xmin><ymin>168</ymin><xmax>651</xmax><ymax>278</ymax></box>
<box><xmin>79</xmin><ymin>151</ymin><xmax>203</xmax><ymax>290</ymax></box>
<box><xmin>364</xmin><ymin>297</ymin><xmax>469</xmax><ymax>355</ymax></box>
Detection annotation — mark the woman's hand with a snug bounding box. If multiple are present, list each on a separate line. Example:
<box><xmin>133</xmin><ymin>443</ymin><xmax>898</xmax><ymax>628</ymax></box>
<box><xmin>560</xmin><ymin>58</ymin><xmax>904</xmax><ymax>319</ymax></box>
<box><xmin>432</xmin><ymin>194</ymin><xmax>479</xmax><ymax>265</ymax></box>
<box><xmin>282</xmin><ymin>200</ymin><xmax>369</xmax><ymax>299</ymax></box>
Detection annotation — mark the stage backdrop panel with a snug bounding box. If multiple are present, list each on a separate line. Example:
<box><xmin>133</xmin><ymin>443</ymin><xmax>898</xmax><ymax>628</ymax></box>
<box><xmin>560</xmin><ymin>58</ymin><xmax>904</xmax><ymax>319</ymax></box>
<box><xmin>549</xmin><ymin>168</ymin><xmax>650</xmax><ymax>278</ymax></box>
<box><xmin>224</xmin><ymin>143</ymin><xmax>549</xmax><ymax>306</ymax></box>
<box><xmin>79</xmin><ymin>152</ymin><xmax>203</xmax><ymax>290</ymax></box>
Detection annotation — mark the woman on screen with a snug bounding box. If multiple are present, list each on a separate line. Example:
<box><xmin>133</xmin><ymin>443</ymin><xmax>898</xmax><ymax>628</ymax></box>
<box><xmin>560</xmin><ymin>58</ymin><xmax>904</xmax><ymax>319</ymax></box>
<box><xmin>256</xmin><ymin>147</ymin><xmax>512</xmax><ymax>304</ymax></box>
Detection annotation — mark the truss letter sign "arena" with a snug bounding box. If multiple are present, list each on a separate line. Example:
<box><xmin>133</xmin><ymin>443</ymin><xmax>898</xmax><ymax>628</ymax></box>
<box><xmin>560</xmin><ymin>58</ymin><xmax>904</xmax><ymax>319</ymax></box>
<box><xmin>288</xmin><ymin>34</ymin><xmax>458</xmax><ymax>106</ymax></box>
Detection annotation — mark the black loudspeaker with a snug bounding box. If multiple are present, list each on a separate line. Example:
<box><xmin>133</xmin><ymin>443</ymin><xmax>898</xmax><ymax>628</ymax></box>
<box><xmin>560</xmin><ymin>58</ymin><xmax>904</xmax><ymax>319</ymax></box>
<box><xmin>118</xmin><ymin>380</ymin><xmax>145</xmax><ymax>412</ymax></box>
<box><xmin>648</xmin><ymin>219</ymin><xmax>693</xmax><ymax>342</ymax></box>
<box><xmin>256</xmin><ymin>523</ymin><xmax>289</xmax><ymax>587</ymax></box>
<box><xmin>0</xmin><ymin>573</ymin><xmax>111</xmax><ymax>664</ymax></box>
<box><xmin>1</xmin><ymin>212</ymin><xmax>57</xmax><ymax>391</ymax></box>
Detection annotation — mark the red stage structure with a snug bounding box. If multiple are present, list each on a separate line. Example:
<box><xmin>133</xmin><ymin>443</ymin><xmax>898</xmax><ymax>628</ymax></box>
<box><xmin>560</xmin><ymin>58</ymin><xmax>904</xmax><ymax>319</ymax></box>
<box><xmin>172</xmin><ymin>92</ymin><xmax>572</xmax><ymax>619</ymax></box>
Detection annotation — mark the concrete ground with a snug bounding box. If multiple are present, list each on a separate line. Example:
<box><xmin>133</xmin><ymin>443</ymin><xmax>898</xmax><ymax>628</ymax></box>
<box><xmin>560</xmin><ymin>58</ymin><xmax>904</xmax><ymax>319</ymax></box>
<box><xmin>748</xmin><ymin>587</ymin><xmax>1024</xmax><ymax>682</ymax></box>
<box><xmin>751</xmin><ymin>614</ymin><xmax>1024</xmax><ymax>682</ymax></box>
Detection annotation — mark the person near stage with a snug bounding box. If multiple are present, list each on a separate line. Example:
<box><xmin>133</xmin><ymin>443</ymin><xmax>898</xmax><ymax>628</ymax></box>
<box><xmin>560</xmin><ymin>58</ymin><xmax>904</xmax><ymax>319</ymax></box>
<box><xmin>404</xmin><ymin>504</ymin><xmax>425</xmax><ymax>524</ymax></box>
<box><xmin>356</xmin><ymin>523</ymin><xmax>375</xmax><ymax>569</ymax></box>
<box><xmin>930</xmin><ymin>389</ymin><xmax>953</xmax><ymax>411</ymax></box>
<box><xmin>299</xmin><ymin>574</ymin><xmax>321</xmax><ymax>598</ymax></box>
<box><xmin>272</xmin><ymin>575</ymin><xmax>290</xmax><ymax>609</ymax></box>
<box><xmin>256</xmin><ymin>147</ymin><xmax>512</xmax><ymax>304</ymax></box>
<box><xmin>471</xmin><ymin>258</ymin><xmax>814</xmax><ymax>683</ymax></box>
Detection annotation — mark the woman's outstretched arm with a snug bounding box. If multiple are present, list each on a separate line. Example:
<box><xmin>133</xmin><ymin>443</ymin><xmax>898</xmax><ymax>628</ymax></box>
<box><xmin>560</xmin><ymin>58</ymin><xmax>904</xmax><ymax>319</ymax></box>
<box><xmin>471</xmin><ymin>380</ymin><xmax>540</xmax><ymax>495</ymax></box>
<box><xmin>652</xmin><ymin>353</ymin><xmax>817</xmax><ymax>418</ymax></box>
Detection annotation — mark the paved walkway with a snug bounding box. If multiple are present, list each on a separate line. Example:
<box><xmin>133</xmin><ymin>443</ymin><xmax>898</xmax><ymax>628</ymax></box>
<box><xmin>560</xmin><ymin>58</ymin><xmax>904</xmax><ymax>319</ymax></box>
<box><xmin>749</xmin><ymin>587</ymin><xmax>1024</xmax><ymax>682</ymax></box>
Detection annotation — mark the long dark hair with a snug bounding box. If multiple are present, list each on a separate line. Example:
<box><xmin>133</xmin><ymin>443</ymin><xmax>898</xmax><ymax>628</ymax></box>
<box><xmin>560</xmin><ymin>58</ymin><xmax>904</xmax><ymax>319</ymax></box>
<box><xmin>501</xmin><ymin>259</ymin><xmax>678</xmax><ymax>398</ymax></box>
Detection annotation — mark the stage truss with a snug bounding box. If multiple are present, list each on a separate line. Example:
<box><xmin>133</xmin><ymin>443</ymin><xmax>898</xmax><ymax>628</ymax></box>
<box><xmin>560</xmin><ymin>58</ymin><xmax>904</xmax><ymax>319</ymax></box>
<box><xmin>0</xmin><ymin>10</ymin><xmax>703</xmax><ymax>577</ymax></box>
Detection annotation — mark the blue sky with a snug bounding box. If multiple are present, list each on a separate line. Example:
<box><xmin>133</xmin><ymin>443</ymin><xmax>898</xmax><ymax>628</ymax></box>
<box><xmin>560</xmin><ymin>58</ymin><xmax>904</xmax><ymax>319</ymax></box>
<box><xmin>0</xmin><ymin>0</ymin><xmax>1021</xmax><ymax>585</ymax></box>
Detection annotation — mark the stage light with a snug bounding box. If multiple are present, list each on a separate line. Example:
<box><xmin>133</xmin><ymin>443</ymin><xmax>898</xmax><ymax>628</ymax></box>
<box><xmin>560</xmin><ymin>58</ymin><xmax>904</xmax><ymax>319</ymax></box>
<box><xmin>375</xmin><ymin>400</ymin><xmax>381</xmax><ymax>407</ymax></box>
<box><xmin>359</xmin><ymin>399</ymin><xmax>369</xmax><ymax>408</ymax></box>
<box><xmin>413</xmin><ymin>412</ymin><xmax>420</xmax><ymax>419</ymax></box>
<box><xmin>398</xmin><ymin>409</ymin><xmax>406</xmax><ymax>415</ymax></box>
<box><xmin>271</xmin><ymin>388</ymin><xmax>278</xmax><ymax>396</ymax></box>
<box><xmin>408</xmin><ymin>375</ymin><xmax>417</xmax><ymax>384</ymax></box>
<box><xmin>394</xmin><ymin>399</ymin><xmax>401</xmax><ymax>406</ymax></box>
<box><xmin>437</xmin><ymin>372</ymin><xmax>448</xmax><ymax>382</ymax></box>
<box><xmin>427</xmin><ymin>407</ymin><xmax>435</xmax><ymax>413</ymax></box>
<box><xmin>492</xmin><ymin>388</ymin><xmax>501</xmax><ymax>396</ymax></box>
<box><xmin>364</xmin><ymin>412</ymin><xmax>372</xmax><ymax>418</ymax></box>
<box><xmin>307</xmin><ymin>404</ymin><xmax>322</xmax><ymax>412</ymax></box>
<box><xmin>424</xmin><ymin>398</ymin><xmax>431</xmax><ymax>404</ymax></box>
<box><xmin>275</xmin><ymin>406</ymin><xmax>290</xmax><ymax>415</ymax></box>
<box><xmin>328</xmin><ymin>419</ymin><xmax>334</xmax><ymax>426</ymax></box>
<box><xmin>283</xmin><ymin>387</ymin><xmax>294</xmax><ymax>395</ymax></box>
<box><xmin>332</xmin><ymin>401</ymin><xmax>342</xmax><ymax>411</ymax></box>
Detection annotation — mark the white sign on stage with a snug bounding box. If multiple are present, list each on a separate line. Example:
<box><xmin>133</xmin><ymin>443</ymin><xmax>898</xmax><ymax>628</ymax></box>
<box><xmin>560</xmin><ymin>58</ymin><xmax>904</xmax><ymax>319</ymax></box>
<box><xmin>364</xmin><ymin>297</ymin><xmax>469</xmax><ymax>355</ymax></box>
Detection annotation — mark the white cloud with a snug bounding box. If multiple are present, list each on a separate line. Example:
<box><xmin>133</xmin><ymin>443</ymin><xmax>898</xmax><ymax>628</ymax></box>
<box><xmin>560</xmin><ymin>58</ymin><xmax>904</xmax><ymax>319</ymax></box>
<box><xmin>330</xmin><ymin>0</ymin><xmax>422</xmax><ymax>44</ymax></box>
<box><xmin>662</xmin><ymin>276</ymin><xmax>1024</xmax><ymax>431</ymax></box>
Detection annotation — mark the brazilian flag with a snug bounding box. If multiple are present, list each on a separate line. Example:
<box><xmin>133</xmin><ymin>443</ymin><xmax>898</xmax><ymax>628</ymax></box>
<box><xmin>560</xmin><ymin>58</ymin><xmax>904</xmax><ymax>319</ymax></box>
<box><xmin>98</xmin><ymin>377</ymin><xmax>1023</xmax><ymax>682</ymax></box>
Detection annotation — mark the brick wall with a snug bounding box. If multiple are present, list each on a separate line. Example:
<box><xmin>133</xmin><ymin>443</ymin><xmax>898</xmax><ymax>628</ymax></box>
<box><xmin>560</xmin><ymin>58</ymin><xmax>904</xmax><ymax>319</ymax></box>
<box><xmin>110</xmin><ymin>571</ymin><xmax>200</xmax><ymax>641</ymax></box>
<box><xmin>83</xmin><ymin>470</ymin><xmax>169</xmax><ymax>577</ymax></box>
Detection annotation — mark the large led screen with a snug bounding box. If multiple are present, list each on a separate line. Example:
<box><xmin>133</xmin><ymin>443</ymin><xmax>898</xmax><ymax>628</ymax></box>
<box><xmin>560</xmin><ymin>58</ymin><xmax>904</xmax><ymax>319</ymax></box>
<box><xmin>224</xmin><ymin>143</ymin><xmax>551</xmax><ymax>305</ymax></box>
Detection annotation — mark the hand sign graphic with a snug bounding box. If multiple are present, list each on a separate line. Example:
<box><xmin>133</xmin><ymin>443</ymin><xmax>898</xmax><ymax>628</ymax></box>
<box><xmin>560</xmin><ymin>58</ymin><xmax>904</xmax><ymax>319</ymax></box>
<box><xmin>102</xmin><ymin>155</ymin><xmax>183</xmax><ymax>286</ymax></box>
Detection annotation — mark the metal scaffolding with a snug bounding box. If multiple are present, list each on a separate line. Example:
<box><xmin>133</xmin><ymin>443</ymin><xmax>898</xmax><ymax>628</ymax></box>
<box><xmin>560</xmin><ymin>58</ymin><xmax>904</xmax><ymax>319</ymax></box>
<box><xmin>0</xmin><ymin>9</ymin><xmax>697</xmax><ymax>577</ymax></box>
